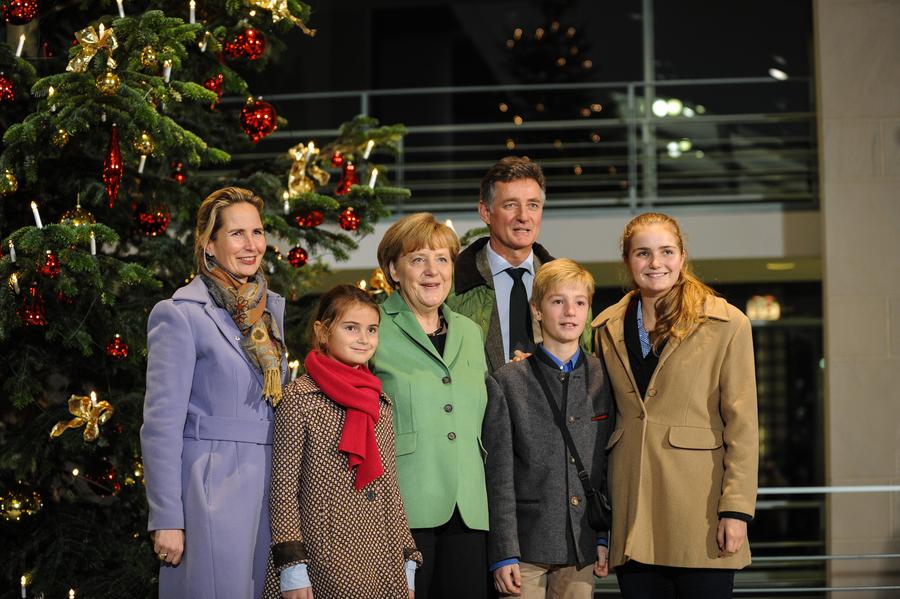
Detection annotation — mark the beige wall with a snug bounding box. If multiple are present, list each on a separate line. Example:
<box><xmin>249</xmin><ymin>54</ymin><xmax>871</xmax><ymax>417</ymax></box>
<box><xmin>816</xmin><ymin>0</ymin><xmax>900</xmax><ymax>595</ymax></box>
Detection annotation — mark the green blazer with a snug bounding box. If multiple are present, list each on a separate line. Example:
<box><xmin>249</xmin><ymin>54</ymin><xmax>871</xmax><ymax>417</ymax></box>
<box><xmin>370</xmin><ymin>291</ymin><xmax>489</xmax><ymax>531</ymax></box>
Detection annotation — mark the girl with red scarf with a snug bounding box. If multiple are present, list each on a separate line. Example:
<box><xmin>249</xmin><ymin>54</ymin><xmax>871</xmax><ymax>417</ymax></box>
<box><xmin>263</xmin><ymin>285</ymin><xmax>422</xmax><ymax>599</ymax></box>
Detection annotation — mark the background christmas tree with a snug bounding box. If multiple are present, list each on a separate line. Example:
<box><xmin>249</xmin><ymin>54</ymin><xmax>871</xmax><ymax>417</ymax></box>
<box><xmin>0</xmin><ymin>2</ymin><xmax>406</xmax><ymax>596</ymax></box>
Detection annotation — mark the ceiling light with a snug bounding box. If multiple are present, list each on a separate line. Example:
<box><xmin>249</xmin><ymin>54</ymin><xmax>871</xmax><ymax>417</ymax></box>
<box><xmin>768</xmin><ymin>67</ymin><xmax>788</xmax><ymax>80</ymax></box>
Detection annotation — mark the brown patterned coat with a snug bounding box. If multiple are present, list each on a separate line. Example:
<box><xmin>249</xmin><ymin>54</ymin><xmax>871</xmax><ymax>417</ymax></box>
<box><xmin>263</xmin><ymin>374</ymin><xmax>422</xmax><ymax>599</ymax></box>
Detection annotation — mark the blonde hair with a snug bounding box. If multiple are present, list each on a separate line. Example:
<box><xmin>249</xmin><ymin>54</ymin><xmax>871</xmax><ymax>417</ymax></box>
<box><xmin>621</xmin><ymin>212</ymin><xmax>716</xmax><ymax>353</ymax></box>
<box><xmin>377</xmin><ymin>212</ymin><xmax>460</xmax><ymax>289</ymax></box>
<box><xmin>194</xmin><ymin>187</ymin><xmax>265</xmax><ymax>273</ymax></box>
<box><xmin>310</xmin><ymin>284</ymin><xmax>380</xmax><ymax>353</ymax></box>
<box><xmin>531</xmin><ymin>258</ymin><xmax>595</xmax><ymax>308</ymax></box>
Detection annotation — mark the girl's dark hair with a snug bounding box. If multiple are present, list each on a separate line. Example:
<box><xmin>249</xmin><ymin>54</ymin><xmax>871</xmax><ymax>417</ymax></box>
<box><xmin>311</xmin><ymin>285</ymin><xmax>380</xmax><ymax>351</ymax></box>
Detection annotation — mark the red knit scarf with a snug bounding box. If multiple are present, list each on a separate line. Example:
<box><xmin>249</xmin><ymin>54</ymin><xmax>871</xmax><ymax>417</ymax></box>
<box><xmin>304</xmin><ymin>350</ymin><xmax>384</xmax><ymax>490</ymax></box>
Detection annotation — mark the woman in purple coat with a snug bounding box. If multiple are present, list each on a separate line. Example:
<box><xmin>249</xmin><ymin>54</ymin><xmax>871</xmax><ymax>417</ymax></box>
<box><xmin>141</xmin><ymin>187</ymin><xmax>287</xmax><ymax>598</ymax></box>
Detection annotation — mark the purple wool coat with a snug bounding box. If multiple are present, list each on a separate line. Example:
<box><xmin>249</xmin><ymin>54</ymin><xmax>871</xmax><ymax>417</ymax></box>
<box><xmin>141</xmin><ymin>276</ymin><xmax>287</xmax><ymax>599</ymax></box>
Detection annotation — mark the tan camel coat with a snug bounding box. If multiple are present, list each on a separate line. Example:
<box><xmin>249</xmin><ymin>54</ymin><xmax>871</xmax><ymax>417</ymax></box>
<box><xmin>592</xmin><ymin>292</ymin><xmax>758</xmax><ymax>570</ymax></box>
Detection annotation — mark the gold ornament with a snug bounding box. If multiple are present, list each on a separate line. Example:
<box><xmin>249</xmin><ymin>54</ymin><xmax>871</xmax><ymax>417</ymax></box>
<box><xmin>95</xmin><ymin>70</ymin><xmax>121</xmax><ymax>95</ymax></box>
<box><xmin>369</xmin><ymin>267</ymin><xmax>393</xmax><ymax>296</ymax></box>
<box><xmin>140</xmin><ymin>45</ymin><xmax>158</xmax><ymax>69</ymax></box>
<box><xmin>67</xmin><ymin>24</ymin><xmax>119</xmax><ymax>73</ymax></box>
<box><xmin>287</xmin><ymin>141</ymin><xmax>330</xmax><ymax>195</ymax></box>
<box><xmin>132</xmin><ymin>131</ymin><xmax>155</xmax><ymax>156</ymax></box>
<box><xmin>0</xmin><ymin>488</ymin><xmax>42</xmax><ymax>521</ymax></box>
<box><xmin>50</xmin><ymin>393</ymin><xmax>115</xmax><ymax>443</ymax></box>
<box><xmin>0</xmin><ymin>170</ymin><xmax>17</xmax><ymax>195</ymax></box>
<box><xmin>52</xmin><ymin>128</ymin><xmax>70</xmax><ymax>148</ymax></box>
<box><xmin>60</xmin><ymin>196</ymin><xmax>96</xmax><ymax>226</ymax></box>
<box><xmin>248</xmin><ymin>0</ymin><xmax>317</xmax><ymax>35</ymax></box>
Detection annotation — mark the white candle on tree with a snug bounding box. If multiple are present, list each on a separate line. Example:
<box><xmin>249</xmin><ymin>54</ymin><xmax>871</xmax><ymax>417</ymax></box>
<box><xmin>368</xmin><ymin>168</ymin><xmax>379</xmax><ymax>189</ymax></box>
<box><xmin>189</xmin><ymin>1</ymin><xmax>197</xmax><ymax>24</ymax></box>
<box><xmin>362</xmin><ymin>139</ymin><xmax>375</xmax><ymax>159</ymax></box>
<box><xmin>15</xmin><ymin>34</ymin><xmax>25</xmax><ymax>57</ymax></box>
<box><xmin>116</xmin><ymin>0</ymin><xmax>125</xmax><ymax>17</ymax></box>
<box><xmin>30</xmin><ymin>201</ymin><xmax>43</xmax><ymax>229</ymax></box>
<box><xmin>8</xmin><ymin>240</ymin><xmax>16</xmax><ymax>263</ymax></box>
<box><xmin>90</xmin><ymin>231</ymin><xmax>97</xmax><ymax>256</ymax></box>
<box><xmin>10</xmin><ymin>273</ymin><xmax>20</xmax><ymax>294</ymax></box>
<box><xmin>163</xmin><ymin>60</ymin><xmax>172</xmax><ymax>83</ymax></box>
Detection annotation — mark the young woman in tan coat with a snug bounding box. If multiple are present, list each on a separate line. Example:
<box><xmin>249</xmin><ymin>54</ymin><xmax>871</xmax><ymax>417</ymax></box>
<box><xmin>264</xmin><ymin>285</ymin><xmax>421</xmax><ymax>599</ymax></box>
<box><xmin>592</xmin><ymin>213</ymin><xmax>758</xmax><ymax>598</ymax></box>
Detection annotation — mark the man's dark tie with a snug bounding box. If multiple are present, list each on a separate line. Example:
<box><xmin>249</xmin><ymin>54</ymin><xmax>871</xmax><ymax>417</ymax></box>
<box><xmin>506</xmin><ymin>267</ymin><xmax>532</xmax><ymax>358</ymax></box>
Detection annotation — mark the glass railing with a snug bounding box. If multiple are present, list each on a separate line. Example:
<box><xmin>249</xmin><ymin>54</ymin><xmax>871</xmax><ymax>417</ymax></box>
<box><xmin>224</xmin><ymin>77</ymin><xmax>817</xmax><ymax>213</ymax></box>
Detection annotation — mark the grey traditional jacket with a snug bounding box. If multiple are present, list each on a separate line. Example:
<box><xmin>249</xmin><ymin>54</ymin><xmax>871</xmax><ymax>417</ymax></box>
<box><xmin>481</xmin><ymin>350</ymin><xmax>614</xmax><ymax>568</ymax></box>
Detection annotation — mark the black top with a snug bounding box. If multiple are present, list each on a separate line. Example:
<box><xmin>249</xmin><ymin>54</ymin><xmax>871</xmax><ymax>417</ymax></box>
<box><xmin>428</xmin><ymin>331</ymin><xmax>447</xmax><ymax>356</ymax></box>
<box><xmin>623</xmin><ymin>295</ymin><xmax>665</xmax><ymax>400</ymax></box>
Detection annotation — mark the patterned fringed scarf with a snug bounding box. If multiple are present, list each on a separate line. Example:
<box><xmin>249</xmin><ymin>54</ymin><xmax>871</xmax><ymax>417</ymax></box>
<box><xmin>201</xmin><ymin>261</ymin><xmax>285</xmax><ymax>406</ymax></box>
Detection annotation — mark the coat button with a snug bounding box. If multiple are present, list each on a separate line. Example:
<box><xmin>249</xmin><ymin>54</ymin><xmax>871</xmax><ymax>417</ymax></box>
<box><xmin>447</xmin><ymin>431</ymin><xmax>456</xmax><ymax>440</ymax></box>
<box><xmin>443</xmin><ymin>404</ymin><xmax>453</xmax><ymax>413</ymax></box>
<box><xmin>234</xmin><ymin>336</ymin><xmax>241</xmax><ymax>341</ymax></box>
<box><xmin>568</xmin><ymin>415</ymin><xmax>576</xmax><ymax>423</ymax></box>
<box><xmin>442</xmin><ymin>376</ymin><xmax>452</xmax><ymax>384</ymax></box>
<box><xmin>647</xmin><ymin>388</ymin><xmax>657</xmax><ymax>397</ymax></box>
<box><xmin>559</xmin><ymin>374</ymin><xmax>567</xmax><ymax>382</ymax></box>
<box><xmin>569</xmin><ymin>456</ymin><xmax>576</xmax><ymax>464</ymax></box>
<box><xmin>366</xmin><ymin>490</ymin><xmax>376</xmax><ymax>501</ymax></box>
<box><xmin>570</xmin><ymin>495</ymin><xmax>580</xmax><ymax>506</ymax></box>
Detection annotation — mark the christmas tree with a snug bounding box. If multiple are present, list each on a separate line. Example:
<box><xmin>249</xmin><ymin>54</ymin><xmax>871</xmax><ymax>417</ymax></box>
<box><xmin>0</xmin><ymin>2</ymin><xmax>406</xmax><ymax>596</ymax></box>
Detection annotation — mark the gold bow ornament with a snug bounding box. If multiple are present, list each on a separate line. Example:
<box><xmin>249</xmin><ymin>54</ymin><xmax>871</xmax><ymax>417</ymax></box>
<box><xmin>67</xmin><ymin>24</ymin><xmax>119</xmax><ymax>73</ymax></box>
<box><xmin>50</xmin><ymin>392</ymin><xmax>115</xmax><ymax>442</ymax></box>
<box><xmin>287</xmin><ymin>141</ymin><xmax>330</xmax><ymax>195</ymax></box>
<box><xmin>248</xmin><ymin>0</ymin><xmax>317</xmax><ymax>36</ymax></box>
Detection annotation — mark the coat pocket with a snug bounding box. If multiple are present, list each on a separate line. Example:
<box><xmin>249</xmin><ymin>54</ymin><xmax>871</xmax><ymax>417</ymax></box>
<box><xmin>395</xmin><ymin>431</ymin><xmax>418</xmax><ymax>456</ymax></box>
<box><xmin>605</xmin><ymin>428</ymin><xmax>624</xmax><ymax>450</ymax></box>
<box><xmin>668</xmin><ymin>426</ymin><xmax>724</xmax><ymax>450</ymax></box>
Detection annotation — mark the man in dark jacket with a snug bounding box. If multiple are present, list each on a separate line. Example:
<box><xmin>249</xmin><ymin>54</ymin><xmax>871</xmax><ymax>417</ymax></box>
<box><xmin>446</xmin><ymin>156</ymin><xmax>591</xmax><ymax>372</ymax></box>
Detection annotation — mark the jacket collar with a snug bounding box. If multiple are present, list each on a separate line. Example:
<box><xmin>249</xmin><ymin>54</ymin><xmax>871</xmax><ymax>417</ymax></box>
<box><xmin>382</xmin><ymin>291</ymin><xmax>462</xmax><ymax>369</ymax></box>
<box><xmin>453</xmin><ymin>236</ymin><xmax>555</xmax><ymax>294</ymax></box>
<box><xmin>591</xmin><ymin>290</ymin><xmax>730</xmax><ymax>329</ymax></box>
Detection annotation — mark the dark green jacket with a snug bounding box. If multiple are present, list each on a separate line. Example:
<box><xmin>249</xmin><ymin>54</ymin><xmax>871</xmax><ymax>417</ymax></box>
<box><xmin>446</xmin><ymin>237</ymin><xmax>592</xmax><ymax>373</ymax></box>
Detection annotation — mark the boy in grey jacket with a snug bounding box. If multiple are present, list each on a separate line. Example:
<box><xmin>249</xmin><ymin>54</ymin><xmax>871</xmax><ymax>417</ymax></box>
<box><xmin>482</xmin><ymin>258</ymin><xmax>614</xmax><ymax>599</ymax></box>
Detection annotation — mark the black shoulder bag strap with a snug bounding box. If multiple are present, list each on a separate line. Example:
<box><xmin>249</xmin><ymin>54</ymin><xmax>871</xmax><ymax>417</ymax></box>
<box><xmin>526</xmin><ymin>354</ymin><xmax>598</xmax><ymax>504</ymax></box>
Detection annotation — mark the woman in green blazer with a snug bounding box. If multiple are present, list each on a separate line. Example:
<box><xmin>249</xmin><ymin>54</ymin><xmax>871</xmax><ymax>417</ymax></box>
<box><xmin>370</xmin><ymin>213</ymin><xmax>490</xmax><ymax>599</ymax></box>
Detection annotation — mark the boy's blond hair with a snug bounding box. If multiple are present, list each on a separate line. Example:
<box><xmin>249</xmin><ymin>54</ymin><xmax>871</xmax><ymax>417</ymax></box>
<box><xmin>531</xmin><ymin>258</ymin><xmax>595</xmax><ymax>308</ymax></box>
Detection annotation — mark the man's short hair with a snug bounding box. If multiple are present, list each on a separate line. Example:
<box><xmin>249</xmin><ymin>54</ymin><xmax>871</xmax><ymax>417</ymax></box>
<box><xmin>531</xmin><ymin>258</ymin><xmax>595</xmax><ymax>308</ymax></box>
<box><xmin>479</xmin><ymin>156</ymin><xmax>546</xmax><ymax>207</ymax></box>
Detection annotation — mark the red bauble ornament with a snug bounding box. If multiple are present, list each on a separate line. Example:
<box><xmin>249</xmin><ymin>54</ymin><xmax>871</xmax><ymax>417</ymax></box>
<box><xmin>137</xmin><ymin>204</ymin><xmax>171</xmax><ymax>237</ymax></box>
<box><xmin>56</xmin><ymin>291</ymin><xmax>74</xmax><ymax>304</ymax></box>
<box><xmin>106</xmin><ymin>334</ymin><xmax>129</xmax><ymax>359</ymax></box>
<box><xmin>287</xmin><ymin>246</ymin><xmax>308</xmax><ymax>268</ymax></box>
<box><xmin>241</xmin><ymin>28</ymin><xmax>266</xmax><ymax>60</ymax></box>
<box><xmin>335</xmin><ymin>161</ymin><xmax>358</xmax><ymax>196</ymax></box>
<box><xmin>294</xmin><ymin>209</ymin><xmax>324</xmax><ymax>229</ymax></box>
<box><xmin>331</xmin><ymin>151</ymin><xmax>344</xmax><ymax>167</ymax></box>
<box><xmin>223</xmin><ymin>28</ymin><xmax>267</xmax><ymax>61</ymax></box>
<box><xmin>240</xmin><ymin>99</ymin><xmax>277</xmax><ymax>144</ymax></box>
<box><xmin>0</xmin><ymin>74</ymin><xmax>15</xmax><ymax>104</ymax></box>
<box><xmin>339</xmin><ymin>206</ymin><xmax>361</xmax><ymax>231</ymax></box>
<box><xmin>103</xmin><ymin>125</ymin><xmax>124</xmax><ymax>208</ymax></box>
<box><xmin>1</xmin><ymin>0</ymin><xmax>38</xmax><ymax>25</ymax></box>
<box><xmin>38</xmin><ymin>250</ymin><xmax>60</xmax><ymax>278</ymax></box>
<box><xmin>17</xmin><ymin>286</ymin><xmax>47</xmax><ymax>326</ymax></box>
<box><xmin>170</xmin><ymin>161</ymin><xmax>186</xmax><ymax>185</ymax></box>
<box><xmin>202</xmin><ymin>73</ymin><xmax>224</xmax><ymax>106</ymax></box>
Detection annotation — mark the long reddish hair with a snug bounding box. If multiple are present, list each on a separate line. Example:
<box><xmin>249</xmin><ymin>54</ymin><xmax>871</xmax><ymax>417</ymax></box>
<box><xmin>621</xmin><ymin>213</ymin><xmax>716</xmax><ymax>353</ymax></box>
